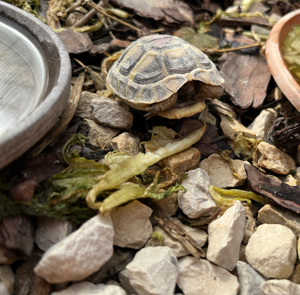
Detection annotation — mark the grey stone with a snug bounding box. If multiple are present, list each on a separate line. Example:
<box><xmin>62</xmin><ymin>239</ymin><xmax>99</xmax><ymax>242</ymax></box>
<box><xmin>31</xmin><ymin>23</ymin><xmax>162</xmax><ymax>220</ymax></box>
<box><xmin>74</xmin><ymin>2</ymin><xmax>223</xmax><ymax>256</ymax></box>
<box><xmin>207</xmin><ymin>201</ymin><xmax>246</xmax><ymax>271</ymax></box>
<box><xmin>91</xmin><ymin>97</ymin><xmax>133</xmax><ymax>130</ymax></box>
<box><xmin>51</xmin><ymin>281</ymin><xmax>127</xmax><ymax>295</ymax></box>
<box><xmin>0</xmin><ymin>266</ymin><xmax>14</xmax><ymax>294</ymax></box>
<box><xmin>258</xmin><ymin>204</ymin><xmax>300</xmax><ymax>237</ymax></box>
<box><xmin>84</xmin><ymin>119</ymin><xmax>120</xmax><ymax>149</ymax></box>
<box><xmin>34</xmin><ymin>214</ymin><xmax>114</xmax><ymax>283</ymax></box>
<box><xmin>237</xmin><ymin>261</ymin><xmax>266</xmax><ymax>295</ymax></box>
<box><xmin>177</xmin><ymin>256</ymin><xmax>240</xmax><ymax>295</ymax></box>
<box><xmin>119</xmin><ymin>269</ymin><xmax>138</xmax><ymax>295</ymax></box>
<box><xmin>262</xmin><ymin>279</ymin><xmax>300</xmax><ymax>295</ymax></box>
<box><xmin>0</xmin><ymin>283</ymin><xmax>10</xmax><ymax>295</ymax></box>
<box><xmin>111</xmin><ymin>200</ymin><xmax>153</xmax><ymax>249</ymax></box>
<box><xmin>35</xmin><ymin>217</ymin><xmax>76</xmax><ymax>251</ymax></box>
<box><xmin>245</xmin><ymin>224</ymin><xmax>297</xmax><ymax>279</ymax></box>
<box><xmin>178</xmin><ymin>168</ymin><xmax>218</xmax><ymax>218</ymax></box>
<box><xmin>125</xmin><ymin>246</ymin><xmax>178</xmax><ymax>295</ymax></box>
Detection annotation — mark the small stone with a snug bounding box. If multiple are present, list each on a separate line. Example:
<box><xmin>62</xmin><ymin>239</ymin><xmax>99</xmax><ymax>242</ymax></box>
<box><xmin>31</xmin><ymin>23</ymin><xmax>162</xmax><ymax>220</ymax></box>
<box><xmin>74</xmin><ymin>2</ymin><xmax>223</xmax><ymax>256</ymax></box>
<box><xmin>220</xmin><ymin>114</ymin><xmax>256</xmax><ymax>141</ymax></box>
<box><xmin>34</xmin><ymin>214</ymin><xmax>114</xmax><ymax>283</ymax></box>
<box><xmin>159</xmin><ymin>147</ymin><xmax>201</xmax><ymax>172</ymax></box>
<box><xmin>111</xmin><ymin>200</ymin><xmax>153</xmax><ymax>249</ymax></box>
<box><xmin>245</xmin><ymin>224</ymin><xmax>297</xmax><ymax>279</ymax></box>
<box><xmin>207</xmin><ymin>201</ymin><xmax>246</xmax><ymax>271</ymax></box>
<box><xmin>258</xmin><ymin>204</ymin><xmax>300</xmax><ymax>237</ymax></box>
<box><xmin>51</xmin><ymin>281</ymin><xmax>127</xmax><ymax>295</ymax></box>
<box><xmin>108</xmin><ymin>132</ymin><xmax>141</xmax><ymax>155</ymax></box>
<box><xmin>0</xmin><ymin>283</ymin><xmax>10</xmax><ymax>295</ymax></box>
<box><xmin>253</xmin><ymin>142</ymin><xmax>296</xmax><ymax>175</ymax></box>
<box><xmin>243</xmin><ymin>205</ymin><xmax>257</xmax><ymax>245</ymax></box>
<box><xmin>200</xmin><ymin>154</ymin><xmax>247</xmax><ymax>188</ymax></box>
<box><xmin>14</xmin><ymin>249</ymin><xmax>51</xmax><ymax>295</ymax></box>
<box><xmin>0</xmin><ymin>266</ymin><xmax>14</xmax><ymax>294</ymax></box>
<box><xmin>0</xmin><ymin>215</ymin><xmax>34</xmax><ymax>264</ymax></box>
<box><xmin>289</xmin><ymin>262</ymin><xmax>300</xmax><ymax>284</ymax></box>
<box><xmin>154</xmin><ymin>193</ymin><xmax>178</xmax><ymax>216</ymax></box>
<box><xmin>84</xmin><ymin>119</ymin><xmax>120</xmax><ymax>149</ymax></box>
<box><xmin>178</xmin><ymin>168</ymin><xmax>218</xmax><ymax>218</ymax></box>
<box><xmin>237</xmin><ymin>261</ymin><xmax>266</xmax><ymax>295</ymax></box>
<box><xmin>262</xmin><ymin>279</ymin><xmax>300</xmax><ymax>295</ymax></box>
<box><xmin>146</xmin><ymin>218</ymin><xmax>207</xmax><ymax>257</ymax></box>
<box><xmin>57</xmin><ymin>30</ymin><xmax>93</xmax><ymax>54</ymax></box>
<box><xmin>91</xmin><ymin>97</ymin><xmax>133</xmax><ymax>130</ymax></box>
<box><xmin>247</xmin><ymin>108</ymin><xmax>277</xmax><ymax>140</ymax></box>
<box><xmin>35</xmin><ymin>217</ymin><xmax>76</xmax><ymax>251</ymax></box>
<box><xmin>75</xmin><ymin>91</ymin><xmax>97</xmax><ymax>120</ymax></box>
<box><xmin>177</xmin><ymin>256</ymin><xmax>239</xmax><ymax>295</ymax></box>
<box><xmin>125</xmin><ymin>246</ymin><xmax>178</xmax><ymax>295</ymax></box>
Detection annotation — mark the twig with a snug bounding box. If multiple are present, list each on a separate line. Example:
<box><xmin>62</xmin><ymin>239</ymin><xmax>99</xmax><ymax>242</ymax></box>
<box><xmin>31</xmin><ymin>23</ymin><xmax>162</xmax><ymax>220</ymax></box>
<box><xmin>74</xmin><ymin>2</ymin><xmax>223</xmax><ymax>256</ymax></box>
<box><xmin>27</xmin><ymin>72</ymin><xmax>85</xmax><ymax>158</ymax></box>
<box><xmin>65</xmin><ymin>0</ymin><xmax>84</xmax><ymax>15</ymax></box>
<box><xmin>72</xmin><ymin>0</ymin><xmax>108</xmax><ymax>28</ymax></box>
<box><xmin>85</xmin><ymin>0</ymin><xmax>141</xmax><ymax>31</ymax></box>
<box><xmin>148</xmin><ymin>201</ymin><xmax>205</xmax><ymax>259</ymax></box>
<box><xmin>202</xmin><ymin>42</ymin><xmax>263</xmax><ymax>54</ymax></box>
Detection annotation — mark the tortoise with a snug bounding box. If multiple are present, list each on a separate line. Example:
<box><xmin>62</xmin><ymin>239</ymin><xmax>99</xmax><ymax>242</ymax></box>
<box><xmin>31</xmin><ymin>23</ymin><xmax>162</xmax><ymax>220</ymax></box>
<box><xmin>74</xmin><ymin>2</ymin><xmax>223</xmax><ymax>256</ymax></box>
<box><xmin>107</xmin><ymin>34</ymin><xmax>224</xmax><ymax>119</ymax></box>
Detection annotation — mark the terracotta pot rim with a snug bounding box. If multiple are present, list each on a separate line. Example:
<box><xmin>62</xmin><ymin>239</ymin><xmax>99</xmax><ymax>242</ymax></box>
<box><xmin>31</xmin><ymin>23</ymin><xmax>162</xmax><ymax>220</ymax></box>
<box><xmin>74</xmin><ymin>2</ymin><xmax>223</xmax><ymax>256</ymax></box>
<box><xmin>266</xmin><ymin>9</ymin><xmax>300</xmax><ymax>111</ymax></box>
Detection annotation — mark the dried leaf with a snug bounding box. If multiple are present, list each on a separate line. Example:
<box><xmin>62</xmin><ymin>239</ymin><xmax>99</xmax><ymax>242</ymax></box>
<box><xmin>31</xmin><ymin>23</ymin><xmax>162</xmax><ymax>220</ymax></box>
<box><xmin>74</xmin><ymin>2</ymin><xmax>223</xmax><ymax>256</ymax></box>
<box><xmin>110</xmin><ymin>0</ymin><xmax>194</xmax><ymax>26</ymax></box>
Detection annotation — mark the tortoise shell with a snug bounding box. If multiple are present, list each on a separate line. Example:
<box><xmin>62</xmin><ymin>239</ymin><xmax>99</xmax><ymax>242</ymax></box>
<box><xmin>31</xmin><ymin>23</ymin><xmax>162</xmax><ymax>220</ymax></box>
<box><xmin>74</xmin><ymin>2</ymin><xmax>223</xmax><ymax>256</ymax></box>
<box><xmin>107</xmin><ymin>34</ymin><xmax>224</xmax><ymax>110</ymax></box>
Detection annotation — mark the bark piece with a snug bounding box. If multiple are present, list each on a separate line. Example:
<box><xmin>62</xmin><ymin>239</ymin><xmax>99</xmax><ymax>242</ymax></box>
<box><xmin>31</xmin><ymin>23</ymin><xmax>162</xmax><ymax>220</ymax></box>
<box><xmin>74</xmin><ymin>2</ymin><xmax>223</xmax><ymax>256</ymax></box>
<box><xmin>111</xmin><ymin>201</ymin><xmax>153</xmax><ymax>249</ymax></box>
<box><xmin>178</xmin><ymin>168</ymin><xmax>218</xmax><ymax>219</ymax></box>
<box><xmin>148</xmin><ymin>201</ymin><xmax>205</xmax><ymax>259</ymax></box>
<box><xmin>258</xmin><ymin>204</ymin><xmax>300</xmax><ymax>238</ymax></box>
<box><xmin>177</xmin><ymin>256</ymin><xmax>239</xmax><ymax>295</ymax></box>
<box><xmin>262</xmin><ymin>280</ymin><xmax>300</xmax><ymax>295</ymax></box>
<box><xmin>125</xmin><ymin>246</ymin><xmax>178</xmax><ymax>295</ymax></box>
<box><xmin>207</xmin><ymin>201</ymin><xmax>245</xmax><ymax>271</ymax></box>
<box><xmin>110</xmin><ymin>0</ymin><xmax>194</xmax><ymax>26</ymax></box>
<box><xmin>57</xmin><ymin>30</ymin><xmax>93</xmax><ymax>54</ymax></box>
<box><xmin>253</xmin><ymin>142</ymin><xmax>296</xmax><ymax>175</ymax></box>
<box><xmin>200</xmin><ymin>154</ymin><xmax>247</xmax><ymax>188</ymax></box>
<box><xmin>245</xmin><ymin>224</ymin><xmax>297</xmax><ymax>279</ymax></box>
<box><xmin>244</xmin><ymin>163</ymin><xmax>300</xmax><ymax>213</ymax></box>
<box><xmin>34</xmin><ymin>214</ymin><xmax>114</xmax><ymax>283</ymax></box>
<box><xmin>220</xmin><ymin>52</ymin><xmax>271</xmax><ymax>108</ymax></box>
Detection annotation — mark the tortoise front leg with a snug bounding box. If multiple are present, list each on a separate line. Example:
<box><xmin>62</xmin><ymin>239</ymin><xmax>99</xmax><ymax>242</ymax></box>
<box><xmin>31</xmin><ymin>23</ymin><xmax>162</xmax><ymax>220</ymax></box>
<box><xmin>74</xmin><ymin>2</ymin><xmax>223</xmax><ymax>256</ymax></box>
<box><xmin>144</xmin><ymin>93</ymin><xmax>177</xmax><ymax>119</ymax></box>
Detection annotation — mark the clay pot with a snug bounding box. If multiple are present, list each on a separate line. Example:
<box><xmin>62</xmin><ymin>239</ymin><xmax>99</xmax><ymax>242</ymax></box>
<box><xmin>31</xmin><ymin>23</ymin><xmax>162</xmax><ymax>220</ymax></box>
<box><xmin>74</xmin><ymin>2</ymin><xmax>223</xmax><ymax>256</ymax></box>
<box><xmin>266</xmin><ymin>9</ymin><xmax>300</xmax><ymax>110</ymax></box>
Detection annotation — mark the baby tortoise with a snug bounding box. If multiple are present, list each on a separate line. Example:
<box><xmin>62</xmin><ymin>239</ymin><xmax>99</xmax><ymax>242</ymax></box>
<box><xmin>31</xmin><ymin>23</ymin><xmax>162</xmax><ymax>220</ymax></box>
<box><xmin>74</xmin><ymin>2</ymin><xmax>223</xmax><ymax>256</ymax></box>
<box><xmin>107</xmin><ymin>34</ymin><xmax>224</xmax><ymax>119</ymax></box>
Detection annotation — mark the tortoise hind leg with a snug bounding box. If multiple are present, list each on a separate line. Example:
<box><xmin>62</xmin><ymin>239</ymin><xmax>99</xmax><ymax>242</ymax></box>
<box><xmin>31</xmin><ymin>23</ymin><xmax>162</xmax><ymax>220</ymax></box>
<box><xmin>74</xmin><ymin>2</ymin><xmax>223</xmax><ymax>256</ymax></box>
<box><xmin>144</xmin><ymin>93</ymin><xmax>177</xmax><ymax>120</ymax></box>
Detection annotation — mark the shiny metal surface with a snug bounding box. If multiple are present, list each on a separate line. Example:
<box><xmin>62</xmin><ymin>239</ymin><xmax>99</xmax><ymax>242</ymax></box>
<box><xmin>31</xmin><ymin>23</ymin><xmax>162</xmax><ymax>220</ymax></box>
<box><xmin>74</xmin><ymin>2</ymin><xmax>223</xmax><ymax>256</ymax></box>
<box><xmin>0</xmin><ymin>17</ymin><xmax>48</xmax><ymax>135</ymax></box>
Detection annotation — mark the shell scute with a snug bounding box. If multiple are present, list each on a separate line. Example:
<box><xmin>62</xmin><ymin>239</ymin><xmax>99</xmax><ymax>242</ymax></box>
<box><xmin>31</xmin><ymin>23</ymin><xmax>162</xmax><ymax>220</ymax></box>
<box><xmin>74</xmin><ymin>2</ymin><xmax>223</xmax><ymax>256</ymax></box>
<box><xmin>107</xmin><ymin>34</ymin><xmax>224</xmax><ymax>107</ymax></box>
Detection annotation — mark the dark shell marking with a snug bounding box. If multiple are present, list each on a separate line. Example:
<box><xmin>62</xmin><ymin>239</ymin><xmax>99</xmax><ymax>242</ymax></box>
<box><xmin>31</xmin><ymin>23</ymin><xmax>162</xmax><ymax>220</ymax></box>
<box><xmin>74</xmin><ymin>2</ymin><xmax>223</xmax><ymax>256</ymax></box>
<box><xmin>107</xmin><ymin>35</ymin><xmax>224</xmax><ymax>109</ymax></box>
